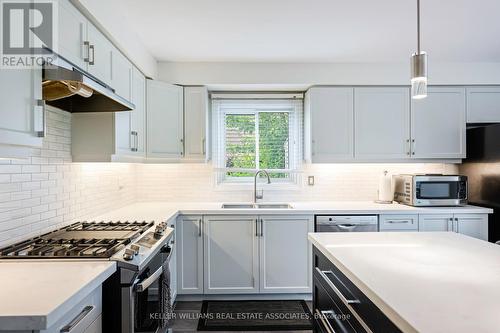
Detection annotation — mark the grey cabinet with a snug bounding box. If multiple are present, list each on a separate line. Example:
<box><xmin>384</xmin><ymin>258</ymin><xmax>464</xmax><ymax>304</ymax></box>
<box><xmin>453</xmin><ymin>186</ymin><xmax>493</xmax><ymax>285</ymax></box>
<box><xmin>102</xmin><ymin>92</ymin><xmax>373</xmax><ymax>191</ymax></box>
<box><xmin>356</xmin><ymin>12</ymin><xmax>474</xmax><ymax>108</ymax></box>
<box><xmin>379</xmin><ymin>215</ymin><xmax>418</xmax><ymax>232</ymax></box>
<box><xmin>418</xmin><ymin>214</ymin><xmax>452</xmax><ymax>232</ymax></box>
<box><xmin>418</xmin><ymin>213</ymin><xmax>488</xmax><ymax>241</ymax></box>
<box><xmin>184</xmin><ymin>86</ymin><xmax>209</xmax><ymax>161</ymax></box>
<box><xmin>305</xmin><ymin>87</ymin><xmax>354</xmax><ymax>162</ymax></box>
<box><xmin>58</xmin><ymin>0</ymin><xmax>88</xmax><ymax>69</ymax></box>
<box><xmin>176</xmin><ymin>215</ymin><xmax>204</xmax><ymax>295</ymax></box>
<box><xmin>203</xmin><ymin>215</ymin><xmax>260</xmax><ymax>294</ymax></box>
<box><xmin>354</xmin><ymin>87</ymin><xmax>410</xmax><ymax>159</ymax></box>
<box><xmin>411</xmin><ymin>87</ymin><xmax>466</xmax><ymax>159</ymax></box>
<box><xmin>259</xmin><ymin>215</ymin><xmax>313</xmax><ymax>293</ymax></box>
<box><xmin>466</xmin><ymin>87</ymin><xmax>500</xmax><ymax>123</ymax></box>
<box><xmin>86</xmin><ymin>24</ymin><xmax>113</xmax><ymax>86</ymax></box>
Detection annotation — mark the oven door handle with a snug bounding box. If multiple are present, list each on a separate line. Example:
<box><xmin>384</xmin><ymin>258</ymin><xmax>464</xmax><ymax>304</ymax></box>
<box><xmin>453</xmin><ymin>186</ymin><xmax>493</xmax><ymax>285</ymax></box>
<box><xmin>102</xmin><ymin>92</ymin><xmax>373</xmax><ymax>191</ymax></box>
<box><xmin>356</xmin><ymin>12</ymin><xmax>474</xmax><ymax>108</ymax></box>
<box><xmin>135</xmin><ymin>266</ymin><xmax>163</xmax><ymax>292</ymax></box>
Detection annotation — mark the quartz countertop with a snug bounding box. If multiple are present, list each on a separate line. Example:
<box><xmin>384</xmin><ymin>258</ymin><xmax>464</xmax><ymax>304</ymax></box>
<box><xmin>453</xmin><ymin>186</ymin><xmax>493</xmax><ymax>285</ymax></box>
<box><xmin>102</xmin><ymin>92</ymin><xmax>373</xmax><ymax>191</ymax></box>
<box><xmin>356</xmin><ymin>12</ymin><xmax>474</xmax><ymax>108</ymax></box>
<box><xmin>308</xmin><ymin>232</ymin><xmax>500</xmax><ymax>333</ymax></box>
<box><xmin>0</xmin><ymin>261</ymin><xmax>115</xmax><ymax>331</ymax></box>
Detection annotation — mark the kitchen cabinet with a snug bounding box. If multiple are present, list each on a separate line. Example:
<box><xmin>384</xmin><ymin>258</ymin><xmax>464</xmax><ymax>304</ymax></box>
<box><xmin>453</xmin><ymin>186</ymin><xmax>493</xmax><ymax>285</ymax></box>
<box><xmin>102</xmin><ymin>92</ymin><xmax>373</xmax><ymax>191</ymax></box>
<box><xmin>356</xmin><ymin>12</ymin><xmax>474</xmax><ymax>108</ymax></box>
<box><xmin>418</xmin><ymin>214</ymin><xmax>488</xmax><ymax>241</ymax></box>
<box><xmin>379</xmin><ymin>214</ymin><xmax>418</xmax><ymax>232</ymax></box>
<box><xmin>86</xmin><ymin>23</ymin><xmax>113</xmax><ymax>86</ymax></box>
<box><xmin>354</xmin><ymin>87</ymin><xmax>411</xmax><ymax>159</ymax></box>
<box><xmin>466</xmin><ymin>87</ymin><xmax>500</xmax><ymax>123</ymax></box>
<box><xmin>259</xmin><ymin>215</ymin><xmax>313</xmax><ymax>293</ymax></box>
<box><xmin>305</xmin><ymin>87</ymin><xmax>354</xmax><ymax>162</ymax></box>
<box><xmin>0</xmin><ymin>69</ymin><xmax>44</xmax><ymax>149</ymax></box>
<box><xmin>176</xmin><ymin>215</ymin><xmax>204</xmax><ymax>295</ymax></box>
<box><xmin>184</xmin><ymin>86</ymin><xmax>210</xmax><ymax>161</ymax></box>
<box><xmin>411</xmin><ymin>87</ymin><xmax>466</xmax><ymax>159</ymax></box>
<box><xmin>146</xmin><ymin>80</ymin><xmax>184</xmax><ymax>159</ymax></box>
<box><xmin>58</xmin><ymin>0</ymin><xmax>88</xmax><ymax>69</ymax></box>
<box><xmin>203</xmin><ymin>215</ymin><xmax>260</xmax><ymax>294</ymax></box>
<box><xmin>111</xmin><ymin>48</ymin><xmax>132</xmax><ymax>100</ymax></box>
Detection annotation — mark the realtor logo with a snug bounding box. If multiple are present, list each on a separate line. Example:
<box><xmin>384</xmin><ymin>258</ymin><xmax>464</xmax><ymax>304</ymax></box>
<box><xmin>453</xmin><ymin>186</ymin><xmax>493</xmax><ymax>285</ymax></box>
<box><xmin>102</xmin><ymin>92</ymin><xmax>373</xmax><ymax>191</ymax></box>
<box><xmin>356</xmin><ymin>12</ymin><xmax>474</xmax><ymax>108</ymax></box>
<box><xmin>1</xmin><ymin>0</ymin><xmax>57</xmax><ymax>68</ymax></box>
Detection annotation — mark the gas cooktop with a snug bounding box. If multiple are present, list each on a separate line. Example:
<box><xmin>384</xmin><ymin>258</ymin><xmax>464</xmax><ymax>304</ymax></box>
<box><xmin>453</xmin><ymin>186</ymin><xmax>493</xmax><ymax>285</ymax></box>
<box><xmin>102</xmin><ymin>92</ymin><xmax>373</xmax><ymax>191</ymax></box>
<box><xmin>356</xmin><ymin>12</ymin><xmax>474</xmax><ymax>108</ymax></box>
<box><xmin>0</xmin><ymin>221</ymin><xmax>154</xmax><ymax>259</ymax></box>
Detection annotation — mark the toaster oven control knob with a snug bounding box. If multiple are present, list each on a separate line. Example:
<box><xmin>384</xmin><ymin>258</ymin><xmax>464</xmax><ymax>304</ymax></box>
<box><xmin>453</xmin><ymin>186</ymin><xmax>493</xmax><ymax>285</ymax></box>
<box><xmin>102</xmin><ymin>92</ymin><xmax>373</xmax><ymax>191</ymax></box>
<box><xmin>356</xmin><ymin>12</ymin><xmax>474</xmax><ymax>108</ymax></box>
<box><xmin>123</xmin><ymin>248</ymin><xmax>135</xmax><ymax>261</ymax></box>
<box><xmin>130</xmin><ymin>244</ymin><xmax>140</xmax><ymax>255</ymax></box>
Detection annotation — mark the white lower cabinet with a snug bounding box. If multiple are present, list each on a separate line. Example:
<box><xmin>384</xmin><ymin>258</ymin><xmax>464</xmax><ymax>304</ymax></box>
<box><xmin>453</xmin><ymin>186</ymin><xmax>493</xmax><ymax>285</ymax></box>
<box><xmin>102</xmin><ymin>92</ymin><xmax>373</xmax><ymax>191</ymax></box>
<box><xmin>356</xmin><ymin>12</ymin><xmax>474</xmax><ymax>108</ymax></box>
<box><xmin>259</xmin><ymin>215</ymin><xmax>313</xmax><ymax>293</ymax></box>
<box><xmin>176</xmin><ymin>215</ymin><xmax>204</xmax><ymax>294</ymax></box>
<box><xmin>379</xmin><ymin>215</ymin><xmax>418</xmax><ymax>232</ymax></box>
<box><xmin>203</xmin><ymin>215</ymin><xmax>260</xmax><ymax>294</ymax></box>
<box><xmin>418</xmin><ymin>214</ymin><xmax>488</xmax><ymax>241</ymax></box>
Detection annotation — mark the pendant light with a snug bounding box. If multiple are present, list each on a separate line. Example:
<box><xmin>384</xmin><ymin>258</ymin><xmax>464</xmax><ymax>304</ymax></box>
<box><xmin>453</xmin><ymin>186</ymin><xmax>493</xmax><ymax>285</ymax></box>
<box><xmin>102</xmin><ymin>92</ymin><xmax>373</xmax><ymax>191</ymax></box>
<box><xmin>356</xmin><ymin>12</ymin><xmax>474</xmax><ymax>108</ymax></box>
<box><xmin>411</xmin><ymin>0</ymin><xmax>427</xmax><ymax>99</ymax></box>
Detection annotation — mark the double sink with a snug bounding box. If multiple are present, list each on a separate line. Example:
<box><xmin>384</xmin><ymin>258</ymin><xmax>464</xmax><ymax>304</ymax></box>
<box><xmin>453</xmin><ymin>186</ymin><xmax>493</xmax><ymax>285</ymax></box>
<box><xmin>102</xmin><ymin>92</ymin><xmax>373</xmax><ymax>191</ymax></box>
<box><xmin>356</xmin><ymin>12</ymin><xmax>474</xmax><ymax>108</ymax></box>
<box><xmin>221</xmin><ymin>203</ymin><xmax>293</xmax><ymax>209</ymax></box>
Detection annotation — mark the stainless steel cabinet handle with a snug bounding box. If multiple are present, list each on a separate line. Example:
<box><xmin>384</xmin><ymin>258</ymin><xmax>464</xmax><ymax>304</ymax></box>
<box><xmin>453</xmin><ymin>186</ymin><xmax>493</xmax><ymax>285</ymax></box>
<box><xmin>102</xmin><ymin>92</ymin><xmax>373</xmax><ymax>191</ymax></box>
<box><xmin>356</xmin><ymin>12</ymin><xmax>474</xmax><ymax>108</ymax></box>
<box><xmin>89</xmin><ymin>44</ymin><xmax>95</xmax><ymax>65</ymax></box>
<box><xmin>406</xmin><ymin>139</ymin><xmax>411</xmax><ymax>156</ymax></box>
<box><xmin>136</xmin><ymin>266</ymin><xmax>163</xmax><ymax>292</ymax></box>
<box><xmin>411</xmin><ymin>139</ymin><xmax>416</xmax><ymax>155</ymax></box>
<box><xmin>180</xmin><ymin>138</ymin><xmax>184</xmax><ymax>156</ymax></box>
<box><xmin>35</xmin><ymin>99</ymin><xmax>46</xmax><ymax>138</ymax></box>
<box><xmin>316</xmin><ymin>267</ymin><xmax>360</xmax><ymax>304</ymax></box>
<box><xmin>202</xmin><ymin>138</ymin><xmax>206</xmax><ymax>155</ymax></box>
<box><xmin>260</xmin><ymin>219</ymin><xmax>264</xmax><ymax>237</ymax></box>
<box><xmin>448</xmin><ymin>218</ymin><xmax>454</xmax><ymax>232</ymax></box>
<box><xmin>198</xmin><ymin>219</ymin><xmax>202</xmax><ymax>237</ymax></box>
<box><xmin>83</xmin><ymin>41</ymin><xmax>90</xmax><ymax>63</ymax></box>
<box><xmin>255</xmin><ymin>219</ymin><xmax>259</xmax><ymax>237</ymax></box>
<box><xmin>60</xmin><ymin>305</ymin><xmax>94</xmax><ymax>332</ymax></box>
<box><xmin>316</xmin><ymin>309</ymin><xmax>335</xmax><ymax>333</ymax></box>
<box><xmin>387</xmin><ymin>220</ymin><xmax>410</xmax><ymax>224</ymax></box>
<box><xmin>131</xmin><ymin>131</ymin><xmax>138</xmax><ymax>152</ymax></box>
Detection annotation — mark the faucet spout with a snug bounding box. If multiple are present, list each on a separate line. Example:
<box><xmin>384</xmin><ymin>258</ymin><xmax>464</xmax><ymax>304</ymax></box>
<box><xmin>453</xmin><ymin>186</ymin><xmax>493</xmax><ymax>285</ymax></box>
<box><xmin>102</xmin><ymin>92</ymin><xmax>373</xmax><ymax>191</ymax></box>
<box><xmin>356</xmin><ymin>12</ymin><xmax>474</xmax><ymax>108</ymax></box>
<box><xmin>254</xmin><ymin>170</ymin><xmax>271</xmax><ymax>203</ymax></box>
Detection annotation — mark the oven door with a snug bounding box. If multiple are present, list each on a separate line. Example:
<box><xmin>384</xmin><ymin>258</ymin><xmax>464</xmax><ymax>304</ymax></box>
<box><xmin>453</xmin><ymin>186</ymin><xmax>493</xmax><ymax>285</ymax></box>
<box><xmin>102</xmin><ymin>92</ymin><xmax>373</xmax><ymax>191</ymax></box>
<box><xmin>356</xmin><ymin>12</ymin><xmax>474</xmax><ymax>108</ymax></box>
<box><xmin>415</xmin><ymin>177</ymin><xmax>468</xmax><ymax>205</ymax></box>
<box><xmin>132</xmin><ymin>246</ymin><xmax>172</xmax><ymax>333</ymax></box>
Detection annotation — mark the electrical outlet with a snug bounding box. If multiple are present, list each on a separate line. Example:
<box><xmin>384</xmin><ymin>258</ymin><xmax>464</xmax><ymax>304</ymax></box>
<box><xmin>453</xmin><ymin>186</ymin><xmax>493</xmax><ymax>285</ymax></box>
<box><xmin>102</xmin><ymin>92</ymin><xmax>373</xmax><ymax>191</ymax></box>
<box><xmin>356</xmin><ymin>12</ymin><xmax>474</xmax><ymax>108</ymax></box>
<box><xmin>308</xmin><ymin>176</ymin><xmax>315</xmax><ymax>186</ymax></box>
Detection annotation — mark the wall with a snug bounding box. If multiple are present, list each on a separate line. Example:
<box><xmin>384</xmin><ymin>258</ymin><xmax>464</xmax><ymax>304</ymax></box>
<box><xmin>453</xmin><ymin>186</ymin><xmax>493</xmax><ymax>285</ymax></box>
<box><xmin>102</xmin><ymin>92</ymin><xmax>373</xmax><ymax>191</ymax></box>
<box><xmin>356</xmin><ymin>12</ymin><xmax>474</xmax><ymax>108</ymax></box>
<box><xmin>0</xmin><ymin>108</ymin><xmax>136</xmax><ymax>248</ymax></box>
<box><xmin>136</xmin><ymin>162</ymin><xmax>458</xmax><ymax>203</ymax></box>
<box><xmin>158</xmin><ymin>61</ymin><xmax>500</xmax><ymax>86</ymax></box>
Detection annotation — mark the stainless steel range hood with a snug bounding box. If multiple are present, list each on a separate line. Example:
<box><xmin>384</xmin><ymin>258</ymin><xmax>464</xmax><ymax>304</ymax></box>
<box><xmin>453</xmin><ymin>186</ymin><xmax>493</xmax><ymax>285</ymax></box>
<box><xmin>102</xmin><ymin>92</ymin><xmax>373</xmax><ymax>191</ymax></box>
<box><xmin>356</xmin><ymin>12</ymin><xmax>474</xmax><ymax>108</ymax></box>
<box><xmin>42</xmin><ymin>55</ymin><xmax>134</xmax><ymax>112</ymax></box>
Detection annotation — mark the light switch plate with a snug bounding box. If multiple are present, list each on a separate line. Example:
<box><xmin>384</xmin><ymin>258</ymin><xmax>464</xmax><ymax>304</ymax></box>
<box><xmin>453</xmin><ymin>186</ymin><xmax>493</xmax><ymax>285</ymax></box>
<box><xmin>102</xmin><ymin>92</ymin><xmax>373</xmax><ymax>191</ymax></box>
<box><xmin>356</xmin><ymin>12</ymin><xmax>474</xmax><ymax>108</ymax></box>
<box><xmin>308</xmin><ymin>176</ymin><xmax>315</xmax><ymax>186</ymax></box>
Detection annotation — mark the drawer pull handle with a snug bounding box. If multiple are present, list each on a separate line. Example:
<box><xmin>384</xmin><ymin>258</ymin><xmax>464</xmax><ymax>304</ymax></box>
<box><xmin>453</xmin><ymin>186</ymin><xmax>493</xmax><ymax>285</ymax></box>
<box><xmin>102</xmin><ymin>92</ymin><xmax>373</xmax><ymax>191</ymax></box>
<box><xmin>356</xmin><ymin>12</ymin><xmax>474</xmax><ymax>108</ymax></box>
<box><xmin>387</xmin><ymin>220</ymin><xmax>411</xmax><ymax>224</ymax></box>
<box><xmin>316</xmin><ymin>267</ymin><xmax>360</xmax><ymax>304</ymax></box>
<box><xmin>316</xmin><ymin>309</ymin><xmax>336</xmax><ymax>333</ymax></box>
<box><xmin>60</xmin><ymin>305</ymin><xmax>93</xmax><ymax>332</ymax></box>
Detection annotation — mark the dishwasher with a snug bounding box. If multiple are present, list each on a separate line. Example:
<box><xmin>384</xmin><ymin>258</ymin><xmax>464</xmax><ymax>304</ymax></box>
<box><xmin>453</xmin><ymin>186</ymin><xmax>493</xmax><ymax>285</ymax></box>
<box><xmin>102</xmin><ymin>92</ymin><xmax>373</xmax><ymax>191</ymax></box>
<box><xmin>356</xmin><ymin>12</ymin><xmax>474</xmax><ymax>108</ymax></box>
<box><xmin>315</xmin><ymin>215</ymin><xmax>378</xmax><ymax>232</ymax></box>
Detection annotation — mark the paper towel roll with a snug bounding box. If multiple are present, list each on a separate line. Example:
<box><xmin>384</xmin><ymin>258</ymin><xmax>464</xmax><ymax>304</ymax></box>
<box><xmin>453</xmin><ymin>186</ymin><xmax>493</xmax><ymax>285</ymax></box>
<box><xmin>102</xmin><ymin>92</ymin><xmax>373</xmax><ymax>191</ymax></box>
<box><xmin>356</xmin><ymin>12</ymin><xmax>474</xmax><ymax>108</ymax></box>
<box><xmin>378</xmin><ymin>171</ymin><xmax>393</xmax><ymax>202</ymax></box>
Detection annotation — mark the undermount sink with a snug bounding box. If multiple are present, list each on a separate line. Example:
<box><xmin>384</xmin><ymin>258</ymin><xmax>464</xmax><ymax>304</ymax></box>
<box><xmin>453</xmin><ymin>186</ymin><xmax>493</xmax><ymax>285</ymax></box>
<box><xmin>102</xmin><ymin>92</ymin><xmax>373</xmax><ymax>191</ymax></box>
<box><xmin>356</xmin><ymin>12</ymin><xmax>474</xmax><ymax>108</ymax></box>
<box><xmin>221</xmin><ymin>203</ymin><xmax>293</xmax><ymax>209</ymax></box>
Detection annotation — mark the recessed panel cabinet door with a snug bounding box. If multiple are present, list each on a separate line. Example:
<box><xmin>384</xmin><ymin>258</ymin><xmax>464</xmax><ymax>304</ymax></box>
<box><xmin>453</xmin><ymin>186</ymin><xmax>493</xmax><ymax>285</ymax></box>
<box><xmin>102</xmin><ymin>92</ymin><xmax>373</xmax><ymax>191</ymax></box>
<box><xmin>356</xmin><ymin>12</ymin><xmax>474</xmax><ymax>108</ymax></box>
<box><xmin>58</xmin><ymin>0</ymin><xmax>88</xmax><ymax>69</ymax></box>
<box><xmin>176</xmin><ymin>216</ymin><xmax>203</xmax><ymax>294</ymax></box>
<box><xmin>354</xmin><ymin>87</ymin><xmax>410</xmax><ymax>159</ymax></box>
<box><xmin>466</xmin><ymin>87</ymin><xmax>500</xmax><ymax>123</ymax></box>
<box><xmin>418</xmin><ymin>214</ymin><xmax>453</xmax><ymax>232</ymax></box>
<box><xmin>184</xmin><ymin>86</ymin><xmax>208</xmax><ymax>160</ymax></box>
<box><xmin>146</xmin><ymin>80</ymin><xmax>184</xmax><ymax>158</ymax></box>
<box><xmin>131</xmin><ymin>68</ymin><xmax>146</xmax><ymax>155</ymax></box>
<box><xmin>306</xmin><ymin>87</ymin><xmax>354</xmax><ymax>162</ymax></box>
<box><xmin>454</xmin><ymin>214</ymin><xmax>488</xmax><ymax>241</ymax></box>
<box><xmin>411</xmin><ymin>87</ymin><xmax>466</xmax><ymax>159</ymax></box>
<box><xmin>87</xmin><ymin>24</ymin><xmax>113</xmax><ymax>86</ymax></box>
<box><xmin>259</xmin><ymin>215</ymin><xmax>313</xmax><ymax>293</ymax></box>
<box><xmin>203</xmin><ymin>216</ymin><xmax>259</xmax><ymax>294</ymax></box>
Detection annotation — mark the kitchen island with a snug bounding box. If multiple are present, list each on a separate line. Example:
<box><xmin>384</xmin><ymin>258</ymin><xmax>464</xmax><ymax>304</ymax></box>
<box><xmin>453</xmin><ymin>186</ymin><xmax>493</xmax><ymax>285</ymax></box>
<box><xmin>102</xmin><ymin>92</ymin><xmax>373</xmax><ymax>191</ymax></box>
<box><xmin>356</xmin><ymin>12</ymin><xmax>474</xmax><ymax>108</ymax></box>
<box><xmin>308</xmin><ymin>232</ymin><xmax>500</xmax><ymax>333</ymax></box>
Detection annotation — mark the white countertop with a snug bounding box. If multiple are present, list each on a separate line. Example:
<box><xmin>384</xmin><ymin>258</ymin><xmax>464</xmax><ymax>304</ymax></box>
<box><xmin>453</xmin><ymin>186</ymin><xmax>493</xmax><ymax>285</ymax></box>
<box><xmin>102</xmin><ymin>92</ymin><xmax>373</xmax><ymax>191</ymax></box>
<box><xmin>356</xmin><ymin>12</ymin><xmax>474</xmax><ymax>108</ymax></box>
<box><xmin>0</xmin><ymin>261</ymin><xmax>115</xmax><ymax>330</ymax></box>
<box><xmin>308</xmin><ymin>232</ymin><xmax>500</xmax><ymax>333</ymax></box>
<box><xmin>90</xmin><ymin>201</ymin><xmax>493</xmax><ymax>223</ymax></box>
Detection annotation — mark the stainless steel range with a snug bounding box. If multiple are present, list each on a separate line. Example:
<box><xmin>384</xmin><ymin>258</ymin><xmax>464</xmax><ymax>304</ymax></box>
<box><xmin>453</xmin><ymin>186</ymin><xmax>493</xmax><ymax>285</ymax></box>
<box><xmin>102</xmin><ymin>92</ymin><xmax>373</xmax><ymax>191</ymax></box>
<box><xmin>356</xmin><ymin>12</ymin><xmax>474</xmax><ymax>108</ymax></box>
<box><xmin>0</xmin><ymin>220</ymin><xmax>174</xmax><ymax>333</ymax></box>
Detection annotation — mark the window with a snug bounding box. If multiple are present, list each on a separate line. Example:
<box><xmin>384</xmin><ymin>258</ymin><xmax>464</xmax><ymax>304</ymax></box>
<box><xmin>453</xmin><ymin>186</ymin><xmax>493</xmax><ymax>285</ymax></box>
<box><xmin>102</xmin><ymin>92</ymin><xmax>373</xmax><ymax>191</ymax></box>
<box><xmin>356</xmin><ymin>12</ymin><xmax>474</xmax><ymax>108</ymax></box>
<box><xmin>212</xmin><ymin>97</ymin><xmax>303</xmax><ymax>184</ymax></box>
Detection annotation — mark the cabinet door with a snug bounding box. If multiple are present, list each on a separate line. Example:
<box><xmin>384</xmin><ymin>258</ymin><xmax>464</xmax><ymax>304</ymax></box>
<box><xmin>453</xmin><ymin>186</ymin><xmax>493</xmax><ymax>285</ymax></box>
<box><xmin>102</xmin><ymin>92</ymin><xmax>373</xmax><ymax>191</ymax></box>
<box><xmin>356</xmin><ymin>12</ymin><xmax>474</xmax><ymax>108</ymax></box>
<box><xmin>0</xmin><ymin>69</ymin><xmax>43</xmax><ymax>148</ymax></box>
<box><xmin>146</xmin><ymin>80</ymin><xmax>184</xmax><ymax>159</ymax></box>
<box><xmin>354</xmin><ymin>87</ymin><xmax>410</xmax><ymax>159</ymax></box>
<box><xmin>418</xmin><ymin>214</ymin><xmax>454</xmax><ymax>232</ymax></box>
<box><xmin>111</xmin><ymin>49</ymin><xmax>132</xmax><ymax>100</ymax></box>
<box><xmin>454</xmin><ymin>214</ymin><xmax>488</xmax><ymax>241</ymax></box>
<box><xmin>466</xmin><ymin>87</ymin><xmax>500</xmax><ymax>123</ymax></box>
<box><xmin>87</xmin><ymin>24</ymin><xmax>113</xmax><ymax>86</ymax></box>
<box><xmin>184</xmin><ymin>86</ymin><xmax>208</xmax><ymax>160</ymax></box>
<box><xmin>204</xmin><ymin>216</ymin><xmax>259</xmax><ymax>294</ymax></box>
<box><xmin>58</xmin><ymin>0</ymin><xmax>88</xmax><ymax>69</ymax></box>
<box><xmin>411</xmin><ymin>87</ymin><xmax>466</xmax><ymax>159</ymax></box>
<box><xmin>131</xmin><ymin>68</ymin><xmax>146</xmax><ymax>155</ymax></box>
<box><xmin>176</xmin><ymin>216</ymin><xmax>203</xmax><ymax>294</ymax></box>
<box><xmin>379</xmin><ymin>215</ymin><xmax>418</xmax><ymax>232</ymax></box>
<box><xmin>306</xmin><ymin>87</ymin><xmax>354</xmax><ymax>162</ymax></box>
<box><xmin>114</xmin><ymin>112</ymin><xmax>132</xmax><ymax>156</ymax></box>
<box><xmin>259</xmin><ymin>215</ymin><xmax>313</xmax><ymax>293</ymax></box>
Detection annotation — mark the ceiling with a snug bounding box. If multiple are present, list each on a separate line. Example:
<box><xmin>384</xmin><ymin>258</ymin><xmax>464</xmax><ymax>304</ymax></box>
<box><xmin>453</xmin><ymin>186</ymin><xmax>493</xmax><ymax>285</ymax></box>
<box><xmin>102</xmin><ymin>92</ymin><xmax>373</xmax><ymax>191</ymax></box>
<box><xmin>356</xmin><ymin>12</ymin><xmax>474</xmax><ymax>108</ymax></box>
<box><xmin>89</xmin><ymin>0</ymin><xmax>500</xmax><ymax>63</ymax></box>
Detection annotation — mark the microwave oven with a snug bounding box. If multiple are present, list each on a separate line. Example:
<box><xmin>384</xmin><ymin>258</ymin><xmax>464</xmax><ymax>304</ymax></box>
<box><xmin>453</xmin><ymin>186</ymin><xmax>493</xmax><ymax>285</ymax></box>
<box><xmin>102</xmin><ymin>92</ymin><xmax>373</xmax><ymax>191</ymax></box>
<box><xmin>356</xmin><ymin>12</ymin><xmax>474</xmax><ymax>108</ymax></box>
<box><xmin>393</xmin><ymin>174</ymin><xmax>468</xmax><ymax>207</ymax></box>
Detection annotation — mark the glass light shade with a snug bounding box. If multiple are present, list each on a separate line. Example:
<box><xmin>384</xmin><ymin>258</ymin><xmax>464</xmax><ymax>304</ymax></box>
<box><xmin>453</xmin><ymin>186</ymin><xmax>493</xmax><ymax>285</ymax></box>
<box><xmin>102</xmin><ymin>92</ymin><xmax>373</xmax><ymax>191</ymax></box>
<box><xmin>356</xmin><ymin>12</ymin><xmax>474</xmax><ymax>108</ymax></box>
<box><xmin>411</xmin><ymin>52</ymin><xmax>428</xmax><ymax>99</ymax></box>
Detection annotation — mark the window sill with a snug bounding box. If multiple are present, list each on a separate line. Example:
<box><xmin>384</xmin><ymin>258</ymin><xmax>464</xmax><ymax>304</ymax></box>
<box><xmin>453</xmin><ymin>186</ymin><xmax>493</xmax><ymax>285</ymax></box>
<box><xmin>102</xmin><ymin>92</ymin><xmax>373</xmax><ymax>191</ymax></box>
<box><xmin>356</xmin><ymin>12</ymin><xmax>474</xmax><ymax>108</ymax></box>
<box><xmin>213</xmin><ymin>178</ymin><xmax>302</xmax><ymax>192</ymax></box>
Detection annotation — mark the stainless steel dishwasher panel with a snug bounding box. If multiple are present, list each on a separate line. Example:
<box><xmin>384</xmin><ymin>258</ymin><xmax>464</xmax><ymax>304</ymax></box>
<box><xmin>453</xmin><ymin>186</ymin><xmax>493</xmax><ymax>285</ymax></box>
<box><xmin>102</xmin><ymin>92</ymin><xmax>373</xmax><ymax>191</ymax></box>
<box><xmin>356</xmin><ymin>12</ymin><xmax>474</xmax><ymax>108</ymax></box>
<box><xmin>315</xmin><ymin>215</ymin><xmax>378</xmax><ymax>232</ymax></box>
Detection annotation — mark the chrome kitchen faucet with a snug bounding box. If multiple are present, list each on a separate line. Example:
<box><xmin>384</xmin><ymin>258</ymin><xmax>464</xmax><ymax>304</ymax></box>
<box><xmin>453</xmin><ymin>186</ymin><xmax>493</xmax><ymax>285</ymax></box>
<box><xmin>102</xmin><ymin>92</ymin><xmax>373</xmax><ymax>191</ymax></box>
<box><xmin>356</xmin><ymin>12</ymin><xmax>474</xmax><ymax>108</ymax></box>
<box><xmin>254</xmin><ymin>170</ymin><xmax>271</xmax><ymax>203</ymax></box>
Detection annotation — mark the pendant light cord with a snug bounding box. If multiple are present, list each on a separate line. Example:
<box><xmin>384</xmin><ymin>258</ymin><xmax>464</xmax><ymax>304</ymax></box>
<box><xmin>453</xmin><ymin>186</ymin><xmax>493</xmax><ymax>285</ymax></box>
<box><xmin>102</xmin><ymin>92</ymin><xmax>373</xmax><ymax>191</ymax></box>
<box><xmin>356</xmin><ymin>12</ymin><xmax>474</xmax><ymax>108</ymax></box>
<box><xmin>417</xmin><ymin>0</ymin><xmax>421</xmax><ymax>54</ymax></box>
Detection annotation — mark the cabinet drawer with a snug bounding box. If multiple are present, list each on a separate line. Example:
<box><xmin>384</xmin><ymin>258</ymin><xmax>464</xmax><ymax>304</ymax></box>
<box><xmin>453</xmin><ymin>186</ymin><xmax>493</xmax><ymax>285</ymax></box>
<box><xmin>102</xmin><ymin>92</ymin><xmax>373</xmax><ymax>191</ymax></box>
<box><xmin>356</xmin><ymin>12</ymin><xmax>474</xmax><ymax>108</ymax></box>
<box><xmin>314</xmin><ymin>248</ymin><xmax>402</xmax><ymax>333</ymax></box>
<box><xmin>42</xmin><ymin>285</ymin><xmax>102</xmax><ymax>333</ymax></box>
<box><xmin>379</xmin><ymin>215</ymin><xmax>418</xmax><ymax>231</ymax></box>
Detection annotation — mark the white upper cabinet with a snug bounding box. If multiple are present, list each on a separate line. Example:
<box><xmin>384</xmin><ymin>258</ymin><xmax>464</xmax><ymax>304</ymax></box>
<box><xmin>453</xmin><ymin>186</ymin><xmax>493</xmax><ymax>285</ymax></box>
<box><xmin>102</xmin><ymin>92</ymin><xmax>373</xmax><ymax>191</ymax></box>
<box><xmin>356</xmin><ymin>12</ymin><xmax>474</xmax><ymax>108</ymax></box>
<box><xmin>411</xmin><ymin>87</ymin><xmax>466</xmax><ymax>159</ymax></box>
<box><xmin>305</xmin><ymin>87</ymin><xmax>354</xmax><ymax>162</ymax></box>
<box><xmin>58</xmin><ymin>0</ymin><xmax>88</xmax><ymax>69</ymax></box>
<box><xmin>86</xmin><ymin>24</ymin><xmax>113</xmax><ymax>86</ymax></box>
<box><xmin>111</xmin><ymin>48</ymin><xmax>132</xmax><ymax>100</ymax></box>
<box><xmin>146</xmin><ymin>80</ymin><xmax>184</xmax><ymax>159</ymax></box>
<box><xmin>354</xmin><ymin>87</ymin><xmax>410</xmax><ymax>159</ymax></box>
<box><xmin>466</xmin><ymin>87</ymin><xmax>500</xmax><ymax>123</ymax></box>
<box><xmin>0</xmin><ymin>69</ymin><xmax>44</xmax><ymax>148</ymax></box>
<box><xmin>184</xmin><ymin>86</ymin><xmax>209</xmax><ymax>161</ymax></box>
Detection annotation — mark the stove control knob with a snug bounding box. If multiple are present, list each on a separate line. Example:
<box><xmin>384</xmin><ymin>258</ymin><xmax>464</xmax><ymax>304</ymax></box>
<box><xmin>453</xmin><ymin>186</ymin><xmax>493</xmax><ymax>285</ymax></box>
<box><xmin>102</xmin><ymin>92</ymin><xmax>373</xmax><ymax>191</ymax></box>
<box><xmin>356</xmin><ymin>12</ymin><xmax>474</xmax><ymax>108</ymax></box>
<box><xmin>130</xmin><ymin>244</ymin><xmax>140</xmax><ymax>255</ymax></box>
<box><xmin>154</xmin><ymin>225</ymin><xmax>164</xmax><ymax>239</ymax></box>
<box><xmin>123</xmin><ymin>248</ymin><xmax>135</xmax><ymax>261</ymax></box>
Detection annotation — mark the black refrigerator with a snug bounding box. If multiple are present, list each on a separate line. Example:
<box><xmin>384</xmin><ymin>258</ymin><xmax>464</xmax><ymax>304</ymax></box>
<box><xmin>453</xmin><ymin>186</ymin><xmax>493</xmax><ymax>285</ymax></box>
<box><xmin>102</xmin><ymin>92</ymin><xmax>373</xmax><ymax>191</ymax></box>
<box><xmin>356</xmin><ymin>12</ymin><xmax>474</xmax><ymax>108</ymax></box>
<box><xmin>460</xmin><ymin>123</ymin><xmax>500</xmax><ymax>243</ymax></box>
